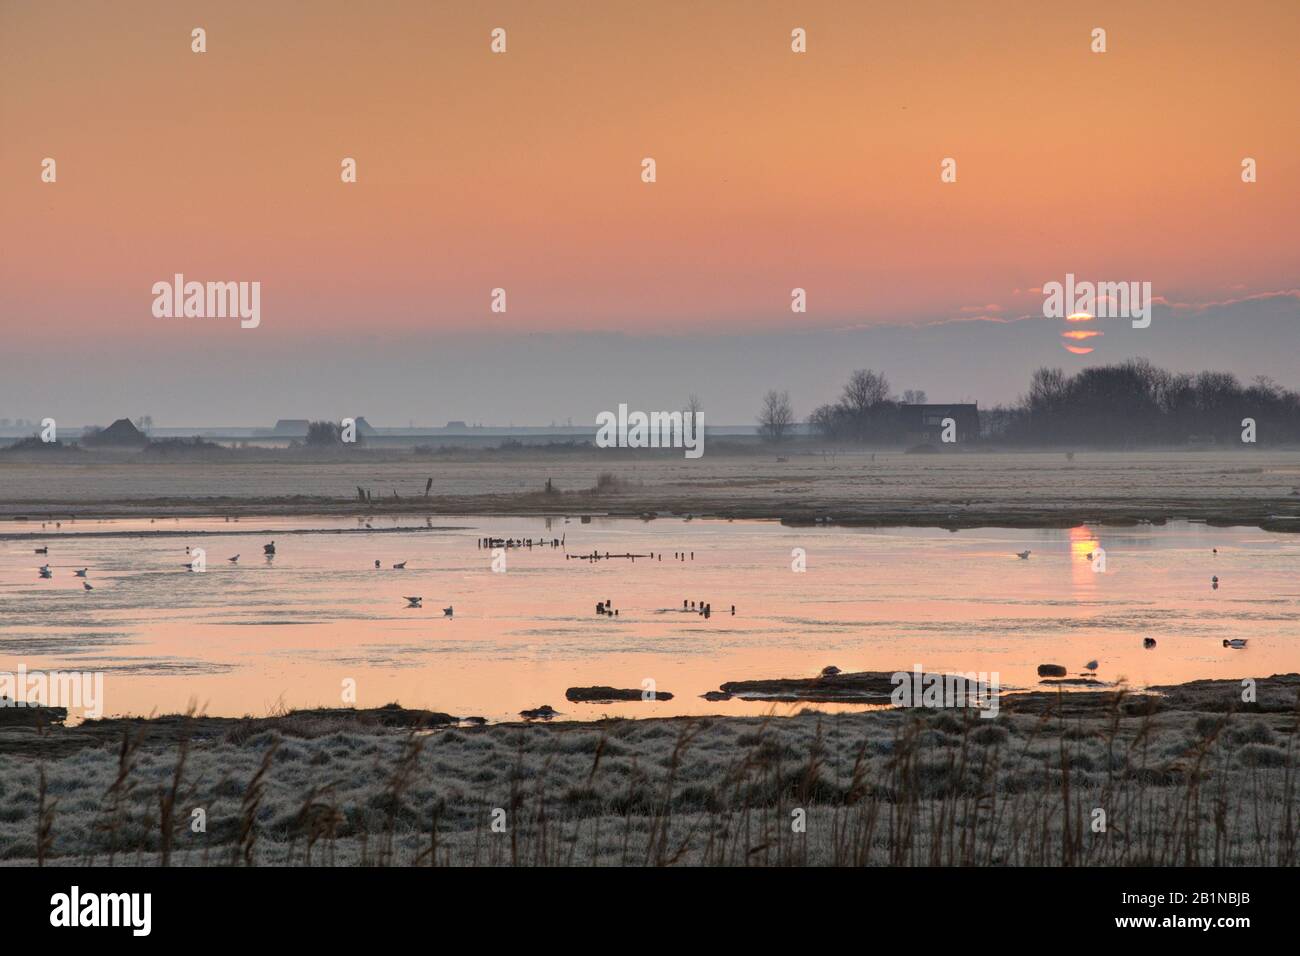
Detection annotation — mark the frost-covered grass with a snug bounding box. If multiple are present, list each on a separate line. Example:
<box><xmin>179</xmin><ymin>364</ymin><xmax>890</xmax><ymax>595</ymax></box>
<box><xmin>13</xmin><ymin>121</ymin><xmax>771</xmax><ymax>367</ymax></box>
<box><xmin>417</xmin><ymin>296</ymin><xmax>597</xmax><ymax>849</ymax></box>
<box><xmin>2</xmin><ymin>704</ymin><xmax>1298</xmax><ymax>866</ymax></box>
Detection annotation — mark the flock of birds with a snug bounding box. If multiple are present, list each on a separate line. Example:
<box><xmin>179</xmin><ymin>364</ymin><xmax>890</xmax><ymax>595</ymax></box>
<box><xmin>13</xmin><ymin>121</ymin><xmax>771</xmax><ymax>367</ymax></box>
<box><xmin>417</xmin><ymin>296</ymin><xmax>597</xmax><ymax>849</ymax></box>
<box><xmin>34</xmin><ymin>546</ymin><xmax>93</xmax><ymax>589</ymax></box>
<box><xmin>32</xmin><ymin>537</ymin><xmax>456</xmax><ymax>616</ymax></box>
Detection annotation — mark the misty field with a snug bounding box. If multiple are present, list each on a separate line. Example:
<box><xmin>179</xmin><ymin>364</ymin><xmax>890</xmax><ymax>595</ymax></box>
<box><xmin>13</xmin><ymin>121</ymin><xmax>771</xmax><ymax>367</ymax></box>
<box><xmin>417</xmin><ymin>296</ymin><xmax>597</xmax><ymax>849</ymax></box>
<box><xmin>2</xmin><ymin>450</ymin><xmax>1299</xmax><ymax>528</ymax></box>
<box><xmin>3</xmin><ymin>697</ymin><xmax>1299</xmax><ymax>867</ymax></box>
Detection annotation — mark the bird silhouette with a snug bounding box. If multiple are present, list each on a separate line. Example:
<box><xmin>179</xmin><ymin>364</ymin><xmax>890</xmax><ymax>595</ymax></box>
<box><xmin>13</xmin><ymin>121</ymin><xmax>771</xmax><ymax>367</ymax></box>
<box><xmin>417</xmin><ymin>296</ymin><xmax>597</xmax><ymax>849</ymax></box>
<box><xmin>83</xmin><ymin>581</ymin><xmax>93</xmax><ymax>591</ymax></box>
<box><xmin>228</xmin><ymin>555</ymin><xmax>239</xmax><ymax>563</ymax></box>
<box><xmin>443</xmin><ymin>606</ymin><xmax>454</xmax><ymax>617</ymax></box>
<box><xmin>404</xmin><ymin>597</ymin><xmax>422</xmax><ymax>608</ymax></box>
<box><xmin>392</xmin><ymin>561</ymin><xmax>407</xmax><ymax>569</ymax></box>
<box><xmin>1016</xmin><ymin>550</ymin><xmax>1031</xmax><ymax>560</ymax></box>
<box><xmin>1223</xmin><ymin>639</ymin><xmax>1247</xmax><ymax>648</ymax></box>
<box><xmin>74</xmin><ymin>568</ymin><xmax>88</xmax><ymax>577</ymax></box>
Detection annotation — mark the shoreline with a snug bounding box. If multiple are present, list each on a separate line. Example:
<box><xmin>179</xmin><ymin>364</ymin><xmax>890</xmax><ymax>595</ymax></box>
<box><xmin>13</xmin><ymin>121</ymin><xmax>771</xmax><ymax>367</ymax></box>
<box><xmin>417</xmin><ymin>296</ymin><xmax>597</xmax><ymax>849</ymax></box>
<box><xmin>4</xmin><ymin>495</ymin><xmax>1299</xmax><ymax>533</ymax></box>
<box><xmin>5</xmin><ymin>673</ymin><xmax>1297</xmax><ymax>753</ymax></box>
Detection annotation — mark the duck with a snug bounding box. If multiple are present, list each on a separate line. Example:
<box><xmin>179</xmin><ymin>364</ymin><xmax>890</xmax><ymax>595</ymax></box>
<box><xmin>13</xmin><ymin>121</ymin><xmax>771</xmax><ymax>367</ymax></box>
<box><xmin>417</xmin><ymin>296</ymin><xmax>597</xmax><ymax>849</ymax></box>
<box><xmin>83</xmin><ymin>581</ymin><xmax>93</xmax><ymax>591</ymax></box>
<box><xmin>73</xmin><ymin>568</ymin><xmax>88</xmax><ymax>577</ymax></box>
<box><xmin>1223</xmin><ymin>639</ymin><xmax>1247</xmax><ymax>649</ymax></box>
<box><xmin>228</xmin><ymin>555</ymin><xmax>239</xmax><ymax>563</ymax></box>
<box><xmin>442</xmin><ymin>606</ymin><xmax>454</xmax><ymax>617</ymax></box>
<box><xmin>1143</xmin><ymin>637</ymin><xmax>1157</xmax><ymax>649</ymax></box>
<box><xmin>38</xmin><ymin>566</ymin><xmax>53</xmax><ymax>579</ymax></box>
<box><xmin>404</xmin><ymin>597</ymin><xmax>422</xmax><ymax>608</ymax></box>
<box><xmin>1016</xmin><ymin>550</ymin><xmax>1031</xmax><ymax>560</ymax></box>
<box><xmin>263</xmin><ymin>541</ymin><xmax>276</xmax><ymax>555</ymax></box>
<box><xmin>392</xmin><ymin>561</ymin><xmax>407</xmax><ymax>570</ymax></box>
<box><xmin>34</xmin><ymin>547</ymin><xmax>48</xmax><ymax>554</ymax></box>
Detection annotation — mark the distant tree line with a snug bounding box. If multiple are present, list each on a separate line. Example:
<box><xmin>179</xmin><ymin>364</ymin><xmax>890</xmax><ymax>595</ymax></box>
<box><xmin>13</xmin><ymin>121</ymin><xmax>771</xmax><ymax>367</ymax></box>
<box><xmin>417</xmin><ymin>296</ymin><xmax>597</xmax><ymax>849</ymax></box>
<box><xmin>304</xmin><ymin>420</ymin><xmax>364</xmax><ymax>446</ymax></box>
<box><xmin>988</xmin><ymin>360</ymin><xmax>1300</xmax><ymax>446</ymax></box>
<box><xmin>778</xmin><ymin>360</ymin><xmax>1300</xmax><ymax>446</ymax></box>
<box><xmin>754</xmin><ymin>372</ymin><xmax>936</xmax><ymax>444</ymax></box>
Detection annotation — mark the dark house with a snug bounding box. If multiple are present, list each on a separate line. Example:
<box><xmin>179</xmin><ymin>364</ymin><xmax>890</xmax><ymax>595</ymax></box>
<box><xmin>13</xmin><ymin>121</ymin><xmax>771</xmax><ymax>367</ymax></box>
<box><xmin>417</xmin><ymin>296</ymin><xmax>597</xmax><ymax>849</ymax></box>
<box><xmin>82</xmin><ymin>418</ymin><xmax>148</xmax><ymax>448</ymax></box>
<box><xmin>899</xmin><ymin>403</ymin><xmax>980</xmax><ymax>445</ymax></box>
<box><xmin>272</xmin><ymin>419</ymin><xmax>310</xmax><ymax>438</ymax></box>
<box><xmin>352</xmin><ymin>416</ymin><xmax>377</xmax><ymax>437</ymax></box>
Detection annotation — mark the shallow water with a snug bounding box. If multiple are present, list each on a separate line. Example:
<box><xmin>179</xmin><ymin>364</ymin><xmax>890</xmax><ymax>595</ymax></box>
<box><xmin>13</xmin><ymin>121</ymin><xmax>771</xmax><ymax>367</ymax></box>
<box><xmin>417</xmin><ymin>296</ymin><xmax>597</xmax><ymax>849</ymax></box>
<box><xmin>1</xmin><ymin>516</ymin><xmax>1297</xmax><ymax>722</ymax></box>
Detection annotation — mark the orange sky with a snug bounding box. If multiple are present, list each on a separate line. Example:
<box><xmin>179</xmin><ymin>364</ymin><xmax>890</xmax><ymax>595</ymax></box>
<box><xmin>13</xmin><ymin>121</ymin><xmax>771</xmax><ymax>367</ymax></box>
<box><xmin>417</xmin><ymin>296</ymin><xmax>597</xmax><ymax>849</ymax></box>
<box><xmin>1</xmin><ymin>0</ymin><xmax>1296</xmax><ymax>347</ymax></box>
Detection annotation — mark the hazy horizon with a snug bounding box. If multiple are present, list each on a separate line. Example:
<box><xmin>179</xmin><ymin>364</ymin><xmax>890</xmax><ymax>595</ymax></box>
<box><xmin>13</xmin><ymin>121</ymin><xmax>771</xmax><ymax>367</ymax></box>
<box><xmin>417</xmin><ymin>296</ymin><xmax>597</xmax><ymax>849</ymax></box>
<box><xmin>0</xmin><ymin>291</ymin><xmax>1295</xmax><ymax>428</ymax></box>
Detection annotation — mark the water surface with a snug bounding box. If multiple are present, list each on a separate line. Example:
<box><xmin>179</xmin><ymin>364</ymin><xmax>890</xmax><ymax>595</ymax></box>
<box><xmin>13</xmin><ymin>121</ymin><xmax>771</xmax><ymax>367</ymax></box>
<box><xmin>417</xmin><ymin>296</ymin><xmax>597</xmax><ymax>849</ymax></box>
<box><xmin>2</xmin><ymin>516</ymin><xmax>1296</xmax><ymax>722</ymax></box>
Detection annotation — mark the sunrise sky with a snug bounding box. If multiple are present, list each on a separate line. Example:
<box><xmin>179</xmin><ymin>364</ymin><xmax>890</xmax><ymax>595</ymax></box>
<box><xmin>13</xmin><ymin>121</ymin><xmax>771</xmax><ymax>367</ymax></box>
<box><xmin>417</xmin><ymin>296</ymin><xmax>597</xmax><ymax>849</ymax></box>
<box><xmin>1</xmin><ymin>0</ymin><xmax>1296</xmax><ymax>424</ymax></box>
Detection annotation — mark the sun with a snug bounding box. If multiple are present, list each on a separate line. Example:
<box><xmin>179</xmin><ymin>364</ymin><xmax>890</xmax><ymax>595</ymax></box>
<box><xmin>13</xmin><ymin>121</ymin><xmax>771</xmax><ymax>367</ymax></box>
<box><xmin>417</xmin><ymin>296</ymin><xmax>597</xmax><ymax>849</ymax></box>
<box><xmin>1061</xmin><ymin>312</ymin><xmax>1101</xmax><ymax>354</ymax></box>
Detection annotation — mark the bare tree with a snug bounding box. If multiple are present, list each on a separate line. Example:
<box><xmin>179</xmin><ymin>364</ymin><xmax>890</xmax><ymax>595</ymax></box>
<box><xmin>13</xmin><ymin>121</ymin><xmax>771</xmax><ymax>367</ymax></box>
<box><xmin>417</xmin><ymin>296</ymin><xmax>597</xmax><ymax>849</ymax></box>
<box><xmin>684</xmin><ymin>393</ymin><xmax>702</xmax><ymax>432</ymax></box>
<box><xmin>758</xmin><ymin>390</ymin><xmax>795</xmax><ymax>443</ymax></box>
<box><xmin>842</xmin><ymin>369</ymin><xmax>893</xmax><ymax>415</ymax></box>
<box><xmin>1026</xmin><ymin>367</ymin><xmax>1068</xmax><ymax>416</ymax></box>
<box><xmin>902</xmin><ymin>390</ymin><xmax>927</xmax><ymax>405</ymax></box>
